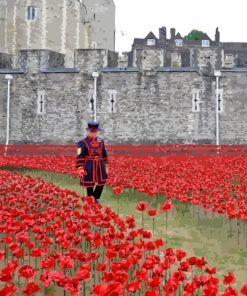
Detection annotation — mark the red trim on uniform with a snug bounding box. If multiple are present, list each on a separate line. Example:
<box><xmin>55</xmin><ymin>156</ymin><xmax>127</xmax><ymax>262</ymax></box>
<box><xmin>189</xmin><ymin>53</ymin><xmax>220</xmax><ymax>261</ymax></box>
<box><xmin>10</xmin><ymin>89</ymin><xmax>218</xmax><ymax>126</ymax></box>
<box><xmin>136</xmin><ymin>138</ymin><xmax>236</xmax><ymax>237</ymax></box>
<box><xmin>99</xmin><ymin>159</ymin><xmax>106</xmax><ymax>182</ymax></box>
<box><xmin>78</xmin><ymin>137</ymin><xmax>108</xmax><ymax>187</ymax></box>
<box><xmin>83</xmin><ymin>139</ymin><xmax>91</xmax><ymax>155</ymax></box>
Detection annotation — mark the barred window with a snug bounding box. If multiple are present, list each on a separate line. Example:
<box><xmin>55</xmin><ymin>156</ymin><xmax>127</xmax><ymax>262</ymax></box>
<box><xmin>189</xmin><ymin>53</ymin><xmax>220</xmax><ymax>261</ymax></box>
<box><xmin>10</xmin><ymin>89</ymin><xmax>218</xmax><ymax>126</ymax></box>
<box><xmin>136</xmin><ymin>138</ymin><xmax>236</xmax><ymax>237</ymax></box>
<box><xmin>192</xmin><ymin>90</ymin><xmax>201</xmax><ymax>112</ymax></box>
<box><xmin>108</xmin><ymin>90</ymin><xmax>117</xmax><ymax>113</ymax></box>
<box><xmin>27</xmin><ymin>6</ymin><xmax>37</xmax><ymax>21</ymax></box>
<box><xmin>216</xmin><ymin>89</ymin><xmax>224</xmax><ymax>113</ymax></box>
<box><xmin>37</xmin><ymin>90</ymin><xmax>45</xmax><ymax>115</ymax></box>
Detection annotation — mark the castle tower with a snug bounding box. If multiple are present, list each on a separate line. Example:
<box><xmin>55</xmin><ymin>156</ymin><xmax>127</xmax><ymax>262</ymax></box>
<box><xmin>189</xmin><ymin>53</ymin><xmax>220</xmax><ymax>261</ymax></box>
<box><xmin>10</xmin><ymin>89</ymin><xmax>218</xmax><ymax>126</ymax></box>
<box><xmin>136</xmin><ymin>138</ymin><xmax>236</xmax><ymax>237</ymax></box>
<box><xmin>83</xmin><ymin>0</ymin><xmax>115</xmax><ymax>51</ymax></box>
<box><xmin>0</xmin><ymin>0</ymin><xmax>115</xmax><ymax>67</ymax></box>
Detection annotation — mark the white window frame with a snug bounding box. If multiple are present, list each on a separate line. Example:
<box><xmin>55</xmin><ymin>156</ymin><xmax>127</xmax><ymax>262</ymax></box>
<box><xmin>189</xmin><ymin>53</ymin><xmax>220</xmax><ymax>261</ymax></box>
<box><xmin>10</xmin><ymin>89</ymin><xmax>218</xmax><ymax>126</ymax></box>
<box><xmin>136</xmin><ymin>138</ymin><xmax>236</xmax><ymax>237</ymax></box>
<box><xmin>27</xmin><ymin>6</ymin><xmax>37</xmax><ymax>21</ymax></box>
<box><xmin>216</xmin><ymin>88</ymin><xmax>224</xmax><ymax>113</ymax></box>
<box><xmin>147</xmin><ymin>39</ymin><xmax>156</xmax><ymax>46</ymax></box>
<box><xmin>108</xmin><ymin>90</ymin><xmax>117</xmax><ymax>113</ymax></box>
<box><xmin>192</xmin><ymin>90</ymin><xmax>201</xmax><ymax>112</ymax></box>
<box><xmin>202</xmin><ymin>40</ymin><xmax>210</xmax><ymax>47</ymax></box>
<box><xmin>175</xmin><ymin>39</ymin><xmax>183</xmax><ymax>47</ymax></box>
<box><xmin>37</xmin><ymin>90</ymin><xmax>45</xmax><ymax>115</ymax></box>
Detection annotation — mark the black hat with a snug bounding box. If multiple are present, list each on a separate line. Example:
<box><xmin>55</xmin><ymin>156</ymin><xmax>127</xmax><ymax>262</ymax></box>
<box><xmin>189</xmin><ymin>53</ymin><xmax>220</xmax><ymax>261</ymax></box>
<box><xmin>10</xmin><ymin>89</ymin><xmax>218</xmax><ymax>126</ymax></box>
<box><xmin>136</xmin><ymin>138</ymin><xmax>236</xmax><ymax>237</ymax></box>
<box><xmin>86</xmin><ymin>121</ymin><xmax>101</xmax><ymax>132</ymax></box>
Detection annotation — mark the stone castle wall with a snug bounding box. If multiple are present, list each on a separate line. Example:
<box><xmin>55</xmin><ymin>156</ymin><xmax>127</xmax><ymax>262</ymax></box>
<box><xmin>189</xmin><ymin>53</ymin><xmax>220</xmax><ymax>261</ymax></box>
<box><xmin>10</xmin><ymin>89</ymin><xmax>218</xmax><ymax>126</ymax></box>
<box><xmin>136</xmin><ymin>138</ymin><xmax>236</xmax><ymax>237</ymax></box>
<box><xmin>0</xmin><ymin>49</ymin><xmax>247</xmax><ymax>145</ymax></box>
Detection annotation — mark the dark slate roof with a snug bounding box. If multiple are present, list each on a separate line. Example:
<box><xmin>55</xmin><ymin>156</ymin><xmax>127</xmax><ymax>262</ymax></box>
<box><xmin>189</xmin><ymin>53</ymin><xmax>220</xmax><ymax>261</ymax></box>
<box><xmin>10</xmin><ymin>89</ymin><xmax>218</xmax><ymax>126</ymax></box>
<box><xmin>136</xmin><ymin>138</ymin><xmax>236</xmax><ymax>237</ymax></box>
<box><xmin>41</xmin><ymin>68</ymin><xmax>80</xmax><ymax>73</ymax></box>
<box><xmin>158</xmin><ymin>67</ymin><xmax>198</xmax><ymax>72</ymax></box>
<box><xmin>175</xmin><ymin>33</ymin><xmax>183</xmax><ymax>39</ymax></box>
<box><xmin>145</xmin><ymin>32</ymin><xmax>158</xmax><ymax>40</ymax></box>
<box><xmin>0</xmin><ymin>68</ymin><xmax>25</xmax><ymax>74</ymax></box>
<box><xmin>100</xmin><ymin>67</ymin><xmax>139</xmax><ymax>72</ymax></box>
<box><xmin>221</xmin><ymin>67</ymin><xmax>247</xmax><ymax>72</ymax></box>
<box><xmin>202</xmin><ymin>33</ymin><xmax>212</xmax><ymax>41</ymax></box>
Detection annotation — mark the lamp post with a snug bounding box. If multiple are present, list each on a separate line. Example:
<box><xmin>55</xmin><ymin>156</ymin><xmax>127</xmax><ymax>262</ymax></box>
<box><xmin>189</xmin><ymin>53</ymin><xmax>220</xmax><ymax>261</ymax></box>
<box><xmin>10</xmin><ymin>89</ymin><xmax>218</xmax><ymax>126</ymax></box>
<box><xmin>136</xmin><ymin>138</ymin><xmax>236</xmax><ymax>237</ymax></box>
<box><xmin>4</xmin><ymin>74</ymin><xmax>13</xmax><ymax>156</ymax></box>
<box><xmin>92</xmin><ymin>71</ymin><xmax>99</xmax><ymax>122</ymax></box>
<box><xmin>214</xmin><ymin>70</ymin><xmax>221</xmax><ymax>155</ymax></box>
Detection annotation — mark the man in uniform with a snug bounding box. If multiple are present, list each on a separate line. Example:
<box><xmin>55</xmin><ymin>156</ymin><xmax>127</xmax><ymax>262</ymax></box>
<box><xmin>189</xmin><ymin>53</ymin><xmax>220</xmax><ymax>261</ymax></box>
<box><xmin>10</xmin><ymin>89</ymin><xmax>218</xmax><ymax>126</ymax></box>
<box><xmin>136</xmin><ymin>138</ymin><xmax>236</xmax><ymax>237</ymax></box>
<box><xmin>76</xmin><ymin>121</ymin><xmax>109</xmax><ymax>203</ymax></box>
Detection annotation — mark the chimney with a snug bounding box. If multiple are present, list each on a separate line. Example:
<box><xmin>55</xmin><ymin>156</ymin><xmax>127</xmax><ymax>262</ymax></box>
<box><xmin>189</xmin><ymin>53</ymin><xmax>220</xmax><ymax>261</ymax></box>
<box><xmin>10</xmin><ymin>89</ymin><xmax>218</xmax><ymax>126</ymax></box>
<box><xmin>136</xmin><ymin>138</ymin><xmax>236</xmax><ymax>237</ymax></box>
<box><xmin>170</xmin><ymin>28</ymin><xmax>176</xmax><ymax>40</ymax></box>
<box><xmin>159</xmin><ymin>26</ymin><xmax>167</xmax><ymax>42</ymax></box>
<box><xmin>215</xmin><ymin>27</ymin><xmax>220</xmax><ymax>43</ymax></box>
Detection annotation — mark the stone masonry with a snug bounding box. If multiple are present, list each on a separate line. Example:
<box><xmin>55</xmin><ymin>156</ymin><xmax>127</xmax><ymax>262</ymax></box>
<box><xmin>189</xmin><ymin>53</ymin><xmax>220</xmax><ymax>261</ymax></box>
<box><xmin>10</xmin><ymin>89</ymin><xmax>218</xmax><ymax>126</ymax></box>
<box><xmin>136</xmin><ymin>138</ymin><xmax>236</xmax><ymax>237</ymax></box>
<box><xmin>0</xmin><ymin>46</ymin><xmax>247</xmax><ymax>145</ymax></box>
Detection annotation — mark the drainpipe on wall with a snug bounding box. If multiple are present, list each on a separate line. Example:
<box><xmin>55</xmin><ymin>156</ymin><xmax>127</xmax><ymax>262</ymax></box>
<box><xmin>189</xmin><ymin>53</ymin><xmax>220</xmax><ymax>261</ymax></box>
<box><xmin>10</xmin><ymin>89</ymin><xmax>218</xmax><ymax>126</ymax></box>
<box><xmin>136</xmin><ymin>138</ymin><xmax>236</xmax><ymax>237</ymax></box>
<box><xmin>92</xmin><ymin>71</ymin><xmax>99</xmax><ymax>122</ymax></box>
<box><xmin>4</xmin><ymin>74</ymin><xmax>13</xmax><ymax>156</ymax></box>
<box><xmin>214</xmin><ymin>70</ymin><xmax>221</xmax><ymax>155</ymax></box>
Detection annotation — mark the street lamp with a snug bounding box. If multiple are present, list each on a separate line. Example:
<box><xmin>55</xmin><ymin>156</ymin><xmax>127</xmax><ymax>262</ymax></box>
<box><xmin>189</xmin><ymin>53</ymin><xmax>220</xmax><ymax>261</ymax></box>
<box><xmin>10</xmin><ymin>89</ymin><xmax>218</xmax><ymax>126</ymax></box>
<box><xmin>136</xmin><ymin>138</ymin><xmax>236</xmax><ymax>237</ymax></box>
<box><xmin>4</xmin><ymin>74</ymin><xmax>13</xmax><ymax>156</ymax></box>
<box><xmin>214</xmin><ymin>70</ymin><xmax>221</xmax><ymax>155</ymax></box>
<box><xmin>92</xmin><ymin>71</ymin><xmax>99</xmax><ymax>122</ymax></box>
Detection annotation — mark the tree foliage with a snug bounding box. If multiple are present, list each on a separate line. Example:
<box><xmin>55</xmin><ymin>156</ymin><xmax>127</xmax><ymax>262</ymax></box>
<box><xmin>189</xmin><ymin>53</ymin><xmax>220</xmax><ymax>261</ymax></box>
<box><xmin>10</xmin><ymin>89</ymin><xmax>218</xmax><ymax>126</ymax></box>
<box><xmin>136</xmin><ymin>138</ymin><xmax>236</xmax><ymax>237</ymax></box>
<box><xmin>184</xmin><ymin>29</ymin><xmax>204</xmax><ymax>41</ymax></box>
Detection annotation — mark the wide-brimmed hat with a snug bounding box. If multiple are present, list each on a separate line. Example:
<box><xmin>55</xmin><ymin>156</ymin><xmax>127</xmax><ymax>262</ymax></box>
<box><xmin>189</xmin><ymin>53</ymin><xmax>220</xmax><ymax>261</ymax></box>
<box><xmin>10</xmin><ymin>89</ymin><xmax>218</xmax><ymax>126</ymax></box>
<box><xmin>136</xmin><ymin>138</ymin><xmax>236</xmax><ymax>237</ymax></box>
<box><xmin>86</xmin><ymin>121</ymin><xmax>101</xmax><ymax>132</ymax></box>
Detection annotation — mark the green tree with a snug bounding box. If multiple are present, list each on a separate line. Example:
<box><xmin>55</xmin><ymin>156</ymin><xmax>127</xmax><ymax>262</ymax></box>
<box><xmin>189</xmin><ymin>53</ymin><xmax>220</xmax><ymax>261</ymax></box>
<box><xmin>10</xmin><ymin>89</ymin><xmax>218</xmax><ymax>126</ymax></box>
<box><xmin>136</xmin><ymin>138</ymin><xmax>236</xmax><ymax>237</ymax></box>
<box><xmin>184</xmin><ymin>29</ymin><xmax>204</xmax><ymax>40</ymax></box>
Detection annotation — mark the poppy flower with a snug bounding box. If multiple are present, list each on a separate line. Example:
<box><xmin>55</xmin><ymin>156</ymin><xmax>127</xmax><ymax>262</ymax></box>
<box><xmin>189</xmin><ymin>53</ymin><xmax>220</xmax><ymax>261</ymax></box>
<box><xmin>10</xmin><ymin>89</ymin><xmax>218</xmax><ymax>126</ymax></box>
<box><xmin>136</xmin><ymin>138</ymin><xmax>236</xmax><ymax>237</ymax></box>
<box><xmin>160</xmin><ymin>201</ymin><xmax>174</xmax><ymax>212</ymax></box>
<box><xmin>22</xmin><ymin>282</ymin><xmax>40</xmax><ymax>295</ymax></box>
<box><xmin>148</xmin><ymin>208</ymin><xmax>157</xmax><ymax>216</ymax></box>
<box><xmin>175</xmin><ymin>249</ymin><xmax>186</xmax><ymax>261</ymax></box>
<box><xmin>223</xmin><ymin>272</ymin><xmax>236</xmax><ymax>285</ymax></box>
<box><xmin>59</xmin><ymin>256</ymin><xmax>74</xmax><ymax>269</ymax></box>
<box><xmin>222</xmin><ymin>287</ymin><xmax>238</xmax><ymax>296</ymax></box>
<box><xmin>113</xmin><ymin>187</ymin><xmax>123</xmax><ymax>195</ymax></box>
<box><xmin>136</xmin><ymin>201</ymin><xmax>148</xmax><ymax>212</ymax></box>
<box><xmin>125</xmin><ymin>281</ymin><xmax>141</xmax><ymax>292</ymax></box>
<box><xmin>0</xmin><ymin>249</ymin><xmax>5</xmax><ymax>261</ymax></box>
<box><xmin>148</xmin><ymin>276</ymin><xmax>161</xmax><ymax>287</ymax></box>
<box><xmin>241</xmin><ymin>284</ymin><xmax>247</xmax><ymax>295</ymax></box>
<box><xmin>205</xmin><ymin>266</ymin><xmax>217</xmax><ymax>274</ymax></box>
<box><xmin>0</xmin><ymin>285</ymin><xmax>19</xmax><ymax>296</ymax></box>
<box><xmin>40</xmin><ymin>270</ymin><xmax>53</xmax><ymax>287</ymax></box>
<box><xmin>144</xmin><ymin>289</ymin><xmax>161</xmax><ymax>296</ymax></box>
<box><xmin>18</xmin><ymin>265</ymin><xmax>36</xmax><ymax>279</ymax></box>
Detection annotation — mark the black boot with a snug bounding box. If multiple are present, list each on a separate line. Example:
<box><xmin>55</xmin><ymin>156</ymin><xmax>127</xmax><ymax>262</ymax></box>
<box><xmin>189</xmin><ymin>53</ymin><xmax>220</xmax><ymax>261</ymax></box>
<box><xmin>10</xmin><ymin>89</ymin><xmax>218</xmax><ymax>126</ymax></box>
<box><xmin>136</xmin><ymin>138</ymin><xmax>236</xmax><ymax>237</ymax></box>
<box><xmin>93</xmin><ymin>185</ymin><xmax>104</xmax><ymax>203</ymax></box>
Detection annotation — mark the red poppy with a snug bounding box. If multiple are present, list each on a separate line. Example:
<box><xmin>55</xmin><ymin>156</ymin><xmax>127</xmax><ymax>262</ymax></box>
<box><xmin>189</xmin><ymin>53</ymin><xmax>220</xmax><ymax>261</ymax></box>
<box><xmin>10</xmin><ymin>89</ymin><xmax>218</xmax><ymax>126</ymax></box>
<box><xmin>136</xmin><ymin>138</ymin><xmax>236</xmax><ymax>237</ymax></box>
<box><xmin>175</xmin><ymin>249</ymin><xmax>186</xmax><ymax>261</ymax></box>
<box><xmin>113</xmin><ymin>187</ymin><xmax>123</xmax><ymax>195</ymax></box>
<box><xmin>96</xmin><ymin>262</ymin><xmax>107</xmax><ymax>272</ymax></box>
<box><xmin>160</xmin><ymin>201</ymin><xmax>174</xmax><ymax>212</ymax></box>
<box><xmin>148</xmin><ymin>276</ymin><xmax>161</xmax><ymax>287</ymax></box>
<box><xmin>136</xmin><ymin>201</ymin><xmax>148</xmax><ymax>212</ymax></box>
<box><xmin>222</xmin><ymin>287</ymin><xmax>238</xmax><ymax>296</ymax></box>
<box><xmin>40</xmin><ymin>270</ymin><xmax>53</xmax><ymax>287</ymax></box>
<box><xmin>75</xmin><ymin>264</ymin><xmax>91</xmax><ymax>281</ymax></box>
<box><xmin>148</xmin><ymin>208</ymin><xmax>157</xmax><ymax>216</ymax></box>
<box><xmin>59</xmin><ymin>256</ymin><xmax>74</xmax><ymax>269</ymax></box>
<box><xmin>144</xmin><ymin>290</ymin><xmax>161</xmax><ymax>296</ymax></box>
<box><xmin>22</xmin><ymin>282</ymin><xmax>40</xmax><ymax>295</ymax></box>
<box><xmin>18</xmin><ymin>265</ymin><xmax>36</xmax><ymax>279</ymax></box>
<box><xmin>223</xmin><ymin>272</ymin><xmax>236</xmax><ymax>285</ymax></box>
<box><xmin>0</xmin><ymin>285</ymin><xmax>19</xmax><ymax>296</ymax></box>
<box><xmin>40</xmin><ymin>258</ymin><xmax>55</xmax><ymax>269</ymax></box>
<box><xmin>135</xmin><ymin>268</ymin><xmax>148</xmax><ymax>282</ymax></box>
<box><xmin>241</xmin><ymin>284</ymin><xmax>247</xmax><ymax>295</ymax></box>
<box><xmin>125</xmin><ymin>281</ymin><xmax>141</xmax><ymax>292</ymax></box>
<box><xmin>205</xmin><ymin>266</ymin><xmax>217</xmax><ymax>274</ymax></box>
<box><xmin>0</xmin><ymin>249</ymin><xmax>5</xmax><ymax>261</ymax></box>
<box><xmin>163</xmin><ymin>278</ymin><xmax>179</xmax><ymax>294</ymax></box>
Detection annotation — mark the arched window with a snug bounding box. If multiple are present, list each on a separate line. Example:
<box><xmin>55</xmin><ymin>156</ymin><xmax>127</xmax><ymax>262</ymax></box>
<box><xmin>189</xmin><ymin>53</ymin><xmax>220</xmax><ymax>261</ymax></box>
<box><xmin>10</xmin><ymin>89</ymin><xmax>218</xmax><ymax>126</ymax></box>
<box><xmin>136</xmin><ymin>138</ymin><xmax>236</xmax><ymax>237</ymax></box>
<box><xmin>91</xmin><ymin>41</ymin><xmax>97</xmax><ymax>49</ymax></box>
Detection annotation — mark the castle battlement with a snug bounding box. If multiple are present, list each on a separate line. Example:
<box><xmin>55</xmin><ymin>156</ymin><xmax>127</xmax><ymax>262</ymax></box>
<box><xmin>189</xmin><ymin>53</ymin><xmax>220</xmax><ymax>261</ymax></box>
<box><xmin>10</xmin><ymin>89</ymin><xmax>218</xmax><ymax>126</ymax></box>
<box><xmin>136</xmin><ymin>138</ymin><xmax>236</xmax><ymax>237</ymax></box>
<box><xmin>1</xmin><ymin>25</ymin><xmax>247</xmax><ymax>146</ymax></box>
<box><xmin>0</xmin><ymin>44</ymin><xmax>245</xmax><ymax>76</ymax></box>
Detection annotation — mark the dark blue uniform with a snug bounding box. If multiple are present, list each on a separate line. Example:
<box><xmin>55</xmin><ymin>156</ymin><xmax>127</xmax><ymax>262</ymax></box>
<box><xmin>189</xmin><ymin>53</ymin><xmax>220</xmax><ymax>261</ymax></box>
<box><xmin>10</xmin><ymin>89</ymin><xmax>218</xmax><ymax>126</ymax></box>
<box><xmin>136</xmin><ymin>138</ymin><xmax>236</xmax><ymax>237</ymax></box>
<box><xmin>76</xmin><ymin>135</ymin><xmax>108</xmax><ymax>188</ymax></box>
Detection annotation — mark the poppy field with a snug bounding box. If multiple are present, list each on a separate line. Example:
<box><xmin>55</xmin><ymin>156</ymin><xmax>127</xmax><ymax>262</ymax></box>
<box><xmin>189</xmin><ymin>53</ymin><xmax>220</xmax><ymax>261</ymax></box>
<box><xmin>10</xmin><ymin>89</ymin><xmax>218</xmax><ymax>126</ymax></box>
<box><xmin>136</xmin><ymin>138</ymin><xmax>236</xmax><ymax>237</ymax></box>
<box><xmin>0</xmin><ymin>152</ymin><xmax>247</xmax><ymax>295</ymax></box>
